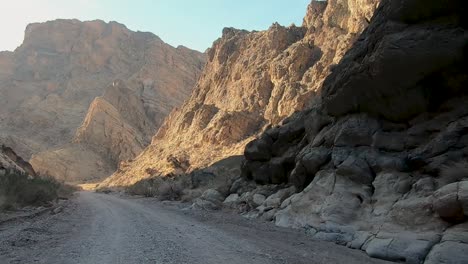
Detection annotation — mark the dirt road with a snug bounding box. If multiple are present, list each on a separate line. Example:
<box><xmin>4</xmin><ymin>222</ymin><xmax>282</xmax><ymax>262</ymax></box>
<box><xmin>0</xmin><ymin>191</ymin><xmax>390</xmax><ymax>264</ymax></box>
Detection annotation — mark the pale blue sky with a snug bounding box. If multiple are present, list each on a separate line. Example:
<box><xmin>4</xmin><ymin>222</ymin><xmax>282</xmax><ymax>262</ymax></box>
<box><xmin>0</xmin><ymin>0</ymin><xmax>311</xmax><ymax>52</ymax></box>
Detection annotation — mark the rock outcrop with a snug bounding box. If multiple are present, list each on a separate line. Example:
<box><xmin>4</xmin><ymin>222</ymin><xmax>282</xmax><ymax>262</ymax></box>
<box><xmin>0</xmin><ymin>19</ymin><xmax>205</xmax><ymax>161</ymax></box>
<box><xmin>0</xmin><ymin>144</ymin><xmax>36</xmax><ymax>177</ymax></box>
<box><xmin>239</xmin><ymin>0</ymin><xmax>468</xmax><ymax>263</ymax></box>
<box><xmin>30</xmin><ymin>80</ymin><xmax>158</xmax><ymax>182</ymax></box>
<box><xmin>0</xmin><ymin>19</ymin><xmax>205</xmax><ymax>182</ymax></box>
<box><xmin>102</xmin><ymin>0</ymin><xmax>380</xmax><ymax>187</ymax></box>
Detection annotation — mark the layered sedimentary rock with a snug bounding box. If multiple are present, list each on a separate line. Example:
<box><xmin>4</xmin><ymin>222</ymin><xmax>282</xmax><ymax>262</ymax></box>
<box><xmin>0</xmin><ymin>19</ymin><xmax>205</xmax><ymax>160</ymax></box>
<box><xmin>239</xmin><ymin>0</ymin><xmax>468</xmax><ymax>262</ymax></box>
<box><xmin>30</xmin><ymin>80</ymin><xmax>155</xmax><ymax>182</ymax></box>
<box><xmin>103</xmin><ymin>0</ymin><xmax>380</xmax><ymax>187</ymax></box>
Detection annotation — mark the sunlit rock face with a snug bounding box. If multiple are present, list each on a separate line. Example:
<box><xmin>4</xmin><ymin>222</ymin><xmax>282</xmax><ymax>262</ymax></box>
<box><xmin>0</xmin><ymin>19</ymin><xmax>205</xmax><ymax>159</ymax></box>
<box><xmin>0</xmin><ymin>19</ymin><xmax>205</xmax><ymax>182</ymax></box>
<box><xmin>103</xmin><ymin>0</ymin><xmax>380</xmax><ymax>187</ymax></box>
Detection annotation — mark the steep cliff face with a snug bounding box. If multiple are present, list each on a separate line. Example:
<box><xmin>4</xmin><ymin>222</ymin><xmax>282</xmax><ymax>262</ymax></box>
<box><xmin>0</xmin><ymin>19</ymin><xmax>205</xmax><ymax>159</ymax></box>
<box><xmin>73</xmin><ymin>80</ymin><xmax>152</xmax><ymax>163</ymax></box>
<box><xmin>239</xmin><ymin>0</ymin><xmax>468</xmax><ymax>263</ymax></box>
<box><xmin>103</xmin><ymin>0</ymin><xmax>380</xmax><ymax>187</ymax></box>
<box><xmin>30</xmin><ymin>80</ymin><xmax>156</xmax><ymax>182</ymax></box>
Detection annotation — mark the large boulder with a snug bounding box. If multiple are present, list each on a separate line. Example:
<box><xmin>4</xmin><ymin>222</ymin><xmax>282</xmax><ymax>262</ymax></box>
<box><xmin>365</xmin><ymin>234</ymin><xmax>439</xmax><ymax>264</ymax></box>
<box><xmin>290</xmin><ymin>147</ymin><xmax>331</xmax><ymax>189</ymax></box>
<box><xmin>425</xmin><ymin>241</ymin><xmax>468</xmax><ymax>264</ymax></box>
<box><xmin>244</xmin><ymin>136</ymin><xmax>273</xmax><ymax>161</ymax></box>
<box><xmin>263</xmin><ymin>186</ymin><xmax>296</xmax><ymax>208</ymax></box>
<box><xmin>433</xmin><ymin>181</ymin><xmax>468</xmax><ymax>222</ymax></box>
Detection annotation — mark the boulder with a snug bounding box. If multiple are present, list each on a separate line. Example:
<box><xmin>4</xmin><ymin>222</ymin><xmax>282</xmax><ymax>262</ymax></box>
<box><xmin>290</xmin><ymin>147</ymin><xmax>330</xmax><ymax>189</ymax></box>
<box><xmin>252</xmin><ymin>194</ymin><xmax>266</xmax><ymax>206</ymax></box>
<box><xmin>365</xmin><ymin>235</ymin><xmax>438</xmax><ymax>264</ymax></box>
<box><xmin>425</xmin><ymin>241</ymin><xmax>468</xmax><ymax>264</ymax></box>
<box><xmin>263</xmin><ymin>186</ymin><xmax>296</xmax><ymax>208</ymax></box>
<box><xmin>201</xmin><ymin>189</ymin><xmax>224</xmax><ymax>204</ymax></box>
<box><xmin>244</xmin><ymin>137</ymin><xmax>273</xmax><ymax>161</ymax></box>
<box><xmin>260</xmin><ymin>208</ymin><xmax>278</xmax><ymax>222</ymax></box>
<box><xmin>300</xmin><ymin>147</ymin><xmax>331</xmax><ymax>175</ymax></box>
<box><xmin>192</xmin><ymin>199</ymin><xmax>221</xmax><ymax>210</ymax></box>
<box><xmin>442</xmin><ymin>222</ymin><xmax>468</xmax><ymax>244</ymax></box>
<box><xmin>433</xmin><ymin>181</ymin><xmax>468</xmax><ymax>222</ymax></box>
<box><xmin>223</xmin><ymin>193</ymin><xmax>240</xmax><ymax>206</ymax></box>
<box><xmin>230</xmin><ymin>178</ymin><xmax>256</xmax><ymax>194</ymax></box>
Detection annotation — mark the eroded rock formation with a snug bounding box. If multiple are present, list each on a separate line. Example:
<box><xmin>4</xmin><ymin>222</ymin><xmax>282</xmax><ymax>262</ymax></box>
<box><xmin>0</xmin><ymin>19</ymin><xmax>204</xmax><ymax>158</ymax></box>
<box><xmin>102</xmin><ymin>0</ymin><xmax>380</xmax><ymax>187</ymax></box>
<box><xmin>30</xmin><ymin>80</ymin><xmax>155</xmax><ymax>182</ymax></box>
<box><xmin>0</xmin><ymin>144</ymin><xmax>36</xmax><ymax>177</ymax></box>
<box><xmin>239</xmin><ymin>0</ymin><xmax>468</xmax><ymax>262</ymax></box>
<box><xmin>0</xmin><ymin>19</ymin><xmax>205</xmax><ymax>182</ymax></box>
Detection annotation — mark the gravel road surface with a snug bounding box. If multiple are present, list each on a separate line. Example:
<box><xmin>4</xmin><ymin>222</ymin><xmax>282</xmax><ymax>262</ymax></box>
<box><xmin>0</xmin><ymin>191</ymin><xmax>391</xmax><ymax>264</ymax></box>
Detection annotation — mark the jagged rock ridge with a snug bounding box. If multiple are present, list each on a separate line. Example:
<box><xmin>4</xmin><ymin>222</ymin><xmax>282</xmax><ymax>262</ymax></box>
<box><xmin>103</xmin><ymin>0</ymin><xmax>380</xmax><ymax>187</ymax></box>
<box><xmin>0</xmin><ymin>19</ymin><xmax>205</xmax><ymax>182</ymax></box>
<box><xmin>0</xmin><ymin>19</ymin><xmax>205</xmax><ymax>160</ymax></box>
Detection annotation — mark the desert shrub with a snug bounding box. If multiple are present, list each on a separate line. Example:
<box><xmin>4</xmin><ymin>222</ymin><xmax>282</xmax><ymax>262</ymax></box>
<box><xmin>126</xmin><ymin>179</ymin><xmax>156</xmax><ymax>197</ymax></box>
<box><xmin>180</xmin><ymin>189</ymin><xmax>203</xmax><ymax>203</ymax></box>
<box><xmin>157</xmin><ymin>178</ymin><xmax>190</xmax><ymax>201</ymax></box>
<box><xmin>126</xmin><ymin>175</ymin><xmax>190</xmax><ymax>201</ymax></box>
<box><xmin>440</xmin><ymin>160</ymin><xmax>468</xmax><ymax>186</ymax></box>
<box><xmin>0</xmin><ymin>170</ymin><xmax>74</xmax><ymax>210</ymax></box>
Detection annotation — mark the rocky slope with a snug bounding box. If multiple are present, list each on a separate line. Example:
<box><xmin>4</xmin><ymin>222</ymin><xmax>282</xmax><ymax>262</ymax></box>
<box><xmin>30</xmin><ymin>80</ymin><xmax>159</xmax><ymax>182</ymax></box>
<box><xmin>0</xmin><ymin>19</ymin><xmax>205</xmax><ymax>160</ymax></box>
<box><xmin>103</xmin><ymin>0</ymin><xmax>380</xmax><ymax>187</ymax></box>
<box><xmin>102</xmin><ymin>0</ymin><xmax>468</xmax><ymax>262</ymax></box>
<box><xmin>0</xmin><ymin>19</ymin><xmax>205</xmax><ymax>182</ymax></box>
<box><xmin>236</xmin><ymin>0</ymin><xmax>468</xmax><ymax>263</ymax></box>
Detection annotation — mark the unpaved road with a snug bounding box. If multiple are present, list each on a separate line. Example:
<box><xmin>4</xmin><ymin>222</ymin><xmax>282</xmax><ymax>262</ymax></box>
<box><xmin>0</xmin><ymin>191</ymin><xmax>390</xmax><ymax>264</ymax></box>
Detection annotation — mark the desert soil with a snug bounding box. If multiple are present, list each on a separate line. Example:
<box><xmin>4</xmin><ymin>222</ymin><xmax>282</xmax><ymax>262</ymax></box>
<box><xmin>0</xmin><ymin>191</ymin><xmax>391</xmax><ymax>264</ymax></box>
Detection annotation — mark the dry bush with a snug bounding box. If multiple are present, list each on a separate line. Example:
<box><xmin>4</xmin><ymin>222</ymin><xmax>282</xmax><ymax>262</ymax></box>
<box><xmin>0</xmin><ymin>170</ymin><xmax>74</xmax><ymax>210</ymax></box>
<box><xmin>127</xmin><ymin>179</ymin><xmax>158</xmax><ymax>197</ymax></box>
<box><xmin>180</xmin><ymin>189</ymin><xmax>203</xmax><ymax>203</ymax></box>
<box><xmin>157</xmin><ymin>180</ymin><xmax>183</xmax><ymax>201</ymax></box>
<box><xmin>440</xmin><ymin>160</ymin><xmax>468</xmax><ymax>186</ymax></box>
<box><xmin>126</xmin><ymin>175</ymin><xmax>190</xmax><ymax>201</ymax></box>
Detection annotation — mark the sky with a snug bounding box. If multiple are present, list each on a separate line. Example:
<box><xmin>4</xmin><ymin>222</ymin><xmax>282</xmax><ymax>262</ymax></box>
<box><xmin>0</xmin><ymin>0</ymin><xmax>311</xmax><ymax>52</ymax></box>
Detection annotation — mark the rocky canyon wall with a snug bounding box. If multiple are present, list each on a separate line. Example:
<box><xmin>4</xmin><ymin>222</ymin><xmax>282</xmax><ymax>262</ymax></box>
<box><xmin>102</xmin><ymin>0</ymin><xmax>468</xmax><ymax>262</ymax></box>
<box><xmin>102</xmin><ymin>0</ymin><xmax>380</xmax><ymax>187</ymax></box>
<box><xmin>238</xmin><ymin>0</ymin><xmax>468</xmax><ymax>263</ymax></box>
<box><xmin>0</xmin><ymin>19</ymin><xmax>205</xmax><ymax>182</ymax></box>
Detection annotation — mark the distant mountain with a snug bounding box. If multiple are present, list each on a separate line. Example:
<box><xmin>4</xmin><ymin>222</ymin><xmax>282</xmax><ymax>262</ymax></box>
<box><xmin>0</xmin><ymin>19</ymin><xmax>205</xmax><ymax>182</ymax></box>
<box><xmin>102</xmin><ymin>0</ymin><xmax>379</xmax><ymax>186</ymax></box>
